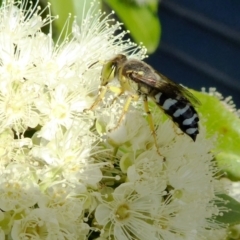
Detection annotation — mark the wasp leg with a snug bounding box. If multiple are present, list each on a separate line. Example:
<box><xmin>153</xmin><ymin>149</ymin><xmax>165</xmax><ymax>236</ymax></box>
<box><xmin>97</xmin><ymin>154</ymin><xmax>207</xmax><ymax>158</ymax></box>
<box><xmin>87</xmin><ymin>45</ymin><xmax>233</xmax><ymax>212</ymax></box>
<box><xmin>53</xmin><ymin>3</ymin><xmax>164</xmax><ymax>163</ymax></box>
<box><xmin>109</xmin><ymin>89</ymin><xmax>124</xmax><ymax>105</ymax></box>
<box><xmin>88</xmin><ymin>86</ymin><xmax>108</xmax><ymax>111</ymax></box>
<box><xmin>109</xmin><ymin>94</ymin><xmax>139</xmax><ymax>131</ymax></box>
<box><xmin>106</xmin><ymin>86</ymin><xmax>124</xmax><ymax>106</ymax></box>
<box><xmin>88</xmin><ymin>86</ymin><xmax>123</xmax><ymax>110</ymax></box>
<box><xmin>142</xmin><ymin>95</ymin><xmax>162</xmax><ymax>156</ymax></box>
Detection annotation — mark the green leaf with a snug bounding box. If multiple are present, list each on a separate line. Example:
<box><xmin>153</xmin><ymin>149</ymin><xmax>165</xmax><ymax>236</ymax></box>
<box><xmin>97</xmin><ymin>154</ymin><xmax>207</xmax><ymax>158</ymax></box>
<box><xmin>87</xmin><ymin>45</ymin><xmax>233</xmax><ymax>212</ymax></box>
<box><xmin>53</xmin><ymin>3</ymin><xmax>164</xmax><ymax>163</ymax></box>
<box><xmin>215</xmin><ymin>194</ymin><xmax>240</xmax><ymax>225</ymax></box>
<box><xmin>48</xmin><ymin>0</ymin><xmax>101</xmax><ymax>41</ymax></box>
<box><xmin>72</xmin><ymin>0</ymin><xmax>101</xmax><ymax>23</ymax></box>
<box><xmin>191</xmin><ymin>90</ymin><xmax>240</xmax><ymax>180</ymax></box>
<box><xmin>48</xmin><ymin>0</ymin><xmax>75</xmax><ymax>39</ymax></box>
<box><xmin>148</xmin><ymin>0</ymin><xmax>158</xmax><ymax>13</ymax></box>
<box><xmin>217</xmin><ymin>153</ymin><xmax>240</xmax><ymax>181</ymax></box>
<box><xmin>104</xmin><ymin>0</ymin><xmax>161</xmax><ymax>54</ymax></box>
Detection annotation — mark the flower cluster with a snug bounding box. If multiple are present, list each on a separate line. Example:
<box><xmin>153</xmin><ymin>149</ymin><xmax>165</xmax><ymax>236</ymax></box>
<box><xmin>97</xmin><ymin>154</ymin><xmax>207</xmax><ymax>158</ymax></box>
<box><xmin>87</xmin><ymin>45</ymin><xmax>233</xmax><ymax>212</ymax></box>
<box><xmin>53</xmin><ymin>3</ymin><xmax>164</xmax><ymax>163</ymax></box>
<box><xmin>0</xmin><ymin>0</ymin><xmax>226</xmax><ymax>239</ymax></box>
<box><xmin>201</xmin><ymin>87</ymin><xmax>240</xmax><ymax>116</ymax></box>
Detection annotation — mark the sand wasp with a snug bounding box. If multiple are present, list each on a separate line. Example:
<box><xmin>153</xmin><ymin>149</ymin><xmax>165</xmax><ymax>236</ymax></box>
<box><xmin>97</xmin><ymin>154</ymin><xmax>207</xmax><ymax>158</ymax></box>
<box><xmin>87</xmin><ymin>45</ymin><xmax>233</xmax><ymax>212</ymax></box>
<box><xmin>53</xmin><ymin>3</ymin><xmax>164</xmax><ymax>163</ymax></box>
<box><xmin>88</xmin><ymin>54</ymin><xmax>200</xmax><ymax>154</ymax></box>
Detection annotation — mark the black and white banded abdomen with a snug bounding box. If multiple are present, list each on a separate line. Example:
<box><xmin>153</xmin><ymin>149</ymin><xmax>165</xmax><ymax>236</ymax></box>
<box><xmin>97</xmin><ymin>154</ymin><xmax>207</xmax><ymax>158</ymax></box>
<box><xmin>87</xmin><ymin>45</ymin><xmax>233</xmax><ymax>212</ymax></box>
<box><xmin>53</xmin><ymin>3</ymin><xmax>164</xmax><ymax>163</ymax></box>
<box><xmin>153</xmin><ymin>92</ymin><xmax>199</xmax><ymax>141</ymax></box>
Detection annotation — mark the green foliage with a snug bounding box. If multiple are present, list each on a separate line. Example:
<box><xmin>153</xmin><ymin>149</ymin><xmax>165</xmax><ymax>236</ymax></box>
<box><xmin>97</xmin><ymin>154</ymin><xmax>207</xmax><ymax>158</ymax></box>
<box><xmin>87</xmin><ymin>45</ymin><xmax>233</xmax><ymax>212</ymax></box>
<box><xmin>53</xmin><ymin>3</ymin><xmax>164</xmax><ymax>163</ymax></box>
<box><xmin>48</xmin><ymin>0</ymin><xmax>75</xmax><ymax>39</ymax></box>
<box><xmin>48</xmin><ymin>0</ymin><xmax>100</xmax><ymax>40</ymax></box>
<box><xmin>215</xmin><ymin>194</ymin><xmax>240</xmax><ymax>225</ymax></box>
<box><xmin>104</xmin><ymin>0</ymin><xmax>161</xmax><ymax>54</ymax></box>
<box><xmin>192</xmin><ymin>90</ymin><xmax>240</xmax><ymax>180</ymax></box>
<box><xmin>72</xmin><ymin>0</ymin><xmax>100</xmax><ymax>22</ymax></box>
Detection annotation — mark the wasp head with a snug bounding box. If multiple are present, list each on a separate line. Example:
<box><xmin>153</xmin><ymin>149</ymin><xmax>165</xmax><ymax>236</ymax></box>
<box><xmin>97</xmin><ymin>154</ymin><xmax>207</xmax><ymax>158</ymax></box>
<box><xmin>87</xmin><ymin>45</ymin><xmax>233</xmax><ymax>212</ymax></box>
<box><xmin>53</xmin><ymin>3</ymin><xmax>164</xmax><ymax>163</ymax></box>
<box><xmin>101</xmin><ymin>54</ymin><xmax>127</xmax><ymax>86</ymax></box>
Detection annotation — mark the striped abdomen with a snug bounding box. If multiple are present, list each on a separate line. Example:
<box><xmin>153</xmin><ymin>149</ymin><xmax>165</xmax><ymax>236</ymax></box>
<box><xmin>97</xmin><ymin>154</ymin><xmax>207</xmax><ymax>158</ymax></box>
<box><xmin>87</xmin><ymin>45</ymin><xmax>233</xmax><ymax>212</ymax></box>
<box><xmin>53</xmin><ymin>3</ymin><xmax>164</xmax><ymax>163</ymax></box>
<box><xmin>153</xmin><ymin>92</ymin><xmax>199</xmax><ymax>141</ymax></box>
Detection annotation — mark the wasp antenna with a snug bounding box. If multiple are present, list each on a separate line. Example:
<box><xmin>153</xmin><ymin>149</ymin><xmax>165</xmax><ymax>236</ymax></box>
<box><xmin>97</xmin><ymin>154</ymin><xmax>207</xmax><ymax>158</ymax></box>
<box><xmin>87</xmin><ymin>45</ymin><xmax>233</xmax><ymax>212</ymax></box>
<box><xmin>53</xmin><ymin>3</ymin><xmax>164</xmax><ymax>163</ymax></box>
<box><xmin>88</xmin><ymin>61</ymin><xmax>99</xmax><ymax>69</ymax></box>
<box><xmin>88</xmin><ymin>59</ymin><xmax>107</xmax><ymax>69</ymax></box>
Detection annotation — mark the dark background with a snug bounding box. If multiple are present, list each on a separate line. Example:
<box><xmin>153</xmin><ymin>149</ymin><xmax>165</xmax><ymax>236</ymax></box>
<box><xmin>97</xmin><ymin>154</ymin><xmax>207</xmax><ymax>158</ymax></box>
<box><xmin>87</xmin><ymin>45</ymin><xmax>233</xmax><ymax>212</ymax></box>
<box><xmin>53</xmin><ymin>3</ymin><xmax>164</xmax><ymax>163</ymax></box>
<box><xmin>147</xmin><ymin>0</ymin><xmax>240</xmax><ymax>108</ymax></box>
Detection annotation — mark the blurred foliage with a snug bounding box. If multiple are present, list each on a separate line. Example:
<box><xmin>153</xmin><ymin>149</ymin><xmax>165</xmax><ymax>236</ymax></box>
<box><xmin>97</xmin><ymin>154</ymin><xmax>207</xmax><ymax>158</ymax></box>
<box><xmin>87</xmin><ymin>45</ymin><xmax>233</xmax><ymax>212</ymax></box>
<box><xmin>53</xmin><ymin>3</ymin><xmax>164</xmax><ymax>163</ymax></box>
<box><xmin>47</xmin><ymin>0</ymin><xmax>100</xmax><ymax>41</ymax></box>
<box><xmin>47</xmin><ymin>0</ymin><xmax>75</xmax><ymax>38</ymax></box>
<box><xmin>103</xmin><ymin>0</ymin><xmax>161</xmax><ymax>54</ymax></box>
<box><xmin>215</xmin><ymin>194</ymin><xmax>240</xmax><ymax>225</ymax></box>
<box><xmin>192</xmin><ymin>90</ymin><xmax>240</xmax><ymax>181</ymax></box>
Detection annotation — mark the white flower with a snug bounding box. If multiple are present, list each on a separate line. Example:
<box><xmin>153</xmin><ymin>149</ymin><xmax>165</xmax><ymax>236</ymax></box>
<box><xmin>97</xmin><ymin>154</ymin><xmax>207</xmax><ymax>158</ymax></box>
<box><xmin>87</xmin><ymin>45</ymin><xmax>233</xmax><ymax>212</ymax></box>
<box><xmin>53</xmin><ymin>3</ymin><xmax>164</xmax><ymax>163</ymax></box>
<box><xmin>0</xmin><ymin>164</ymin><xmax>40</xmax><ymax>211</ymax></box>
<box><xmin>11</xmin><ymin>208</ymin><xmax>88</xmax><ymax>240</ymax></box>
<box><xmin>31</xmin><ymin>124</ymin><xmax>104</xmax><ymax>187</ymax></box>
<box><xmin>36</xmin><ymin>84</ymin><xmax>90</xmax><ymax>139</ymax></box>
<box><xmin>0</xmin><ymin>1</ymin><xmax>50</xmax><ymax>40</ymax></box>
<box><xmin>0</xmin><ymin>82</ymin><xmax>40</xmax><ymax>132</ymax></box>
<box><xmin>0</xmin><ymin>1</ymin><xmax>56</xmax><ymax>134</ymax></box>
<box><xmin>126</xmin><ymin>150</ymin><xmax>166</xmax><ymax>195</ymax></box>
<box><xmin>95</xmin><ymin>183</ymin><xmax>159</xmax><ymax>240</ymax></box>
<box><xmin>38</xmin><ymin>183</ymin><xmax>87</xmax><ymax>223</ymax></box>
<box><xmin>0</xmin><ymin>128</ymin><xmax>15</xmax><ymax>165</ymax></box>
<box><xmin>223</xmin><ymin>178</ymin><xmax>240</xmax><ymax>202</ymax></box>
<box><xmin>106</xmin><ymin>111</ymin><xmax>152</xmax><ymax>148</ymax></box>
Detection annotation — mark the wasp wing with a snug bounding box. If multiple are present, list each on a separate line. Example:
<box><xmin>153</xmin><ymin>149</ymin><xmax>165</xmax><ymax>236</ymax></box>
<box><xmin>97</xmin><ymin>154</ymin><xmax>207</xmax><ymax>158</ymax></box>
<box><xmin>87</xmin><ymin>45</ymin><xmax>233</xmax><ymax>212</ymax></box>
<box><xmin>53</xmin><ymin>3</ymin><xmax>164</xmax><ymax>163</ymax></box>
<box><xmin>130</xmin><ymin>70</ymin><xmax>200</xmax><ymax>106</ymax></box>
<box><xmin>154</xmin><ymin>71</ymin><xmax>201</xmax><ymax>106</ymax></box>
